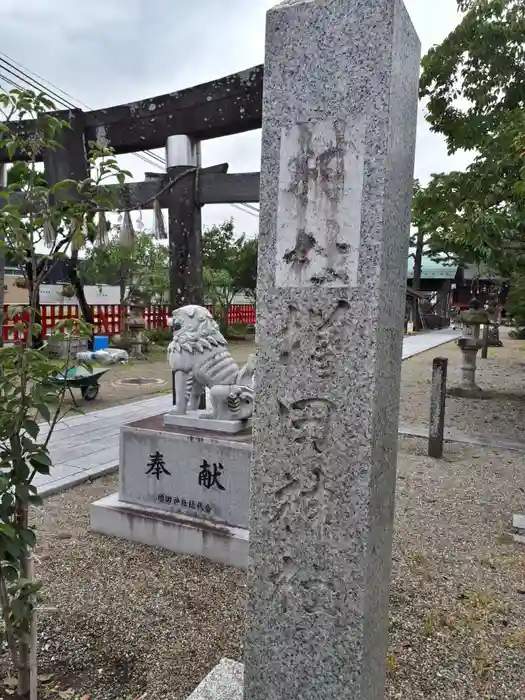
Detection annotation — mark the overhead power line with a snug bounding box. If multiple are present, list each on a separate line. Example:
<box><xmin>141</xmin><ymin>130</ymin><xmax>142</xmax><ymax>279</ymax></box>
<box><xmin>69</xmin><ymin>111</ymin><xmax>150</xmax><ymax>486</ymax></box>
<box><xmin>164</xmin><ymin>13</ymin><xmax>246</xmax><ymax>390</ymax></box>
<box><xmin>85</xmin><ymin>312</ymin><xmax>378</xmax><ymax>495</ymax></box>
<box><xmin>0</xmin><ymin>71</ymin><xmax>27</xmax><ymax>93</ymax></box>
<box><xmin>0</xmin><ymin>57</ymin><xmax>73</xmax><ymax>110</ymax></box>
<box><xmin>0</xmin><ymin>52</ymin><xmax>165</xmax><ymax>171</ymax></box>
<box><xmin>0</xmin><ymin>51</ymin><xmax>260</xmax><ymax>222</ymax></box>
<box><xmin>239</xmin><ymin>202</ymin><xmax>259</xmax><ymax>213</ymax></box>
<box><xmin>230</xmin><ymin>203</ymin><xmax>259</xmax><ymax>218</ymax></box>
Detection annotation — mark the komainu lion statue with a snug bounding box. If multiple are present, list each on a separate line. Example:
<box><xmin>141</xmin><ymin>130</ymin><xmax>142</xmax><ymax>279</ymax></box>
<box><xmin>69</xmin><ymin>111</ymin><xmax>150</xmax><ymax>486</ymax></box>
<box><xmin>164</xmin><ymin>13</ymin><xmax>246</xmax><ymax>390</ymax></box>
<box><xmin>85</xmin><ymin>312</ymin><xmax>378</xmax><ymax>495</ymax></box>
<box><xmin>167</xmin><ymin>305</ymin><xmax>255</xmax><ymax>421</ymax></box>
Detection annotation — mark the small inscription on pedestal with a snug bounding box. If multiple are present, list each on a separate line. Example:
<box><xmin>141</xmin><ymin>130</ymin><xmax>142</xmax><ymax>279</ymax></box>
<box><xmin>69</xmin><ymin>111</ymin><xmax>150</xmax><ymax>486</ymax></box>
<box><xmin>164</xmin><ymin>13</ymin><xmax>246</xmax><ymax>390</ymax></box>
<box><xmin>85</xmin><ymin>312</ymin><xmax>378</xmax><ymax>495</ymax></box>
<box><xmin>275</xmin><ymin>117</ymin><xmax>365</xmax><ymax>288</ymax></box>
<box><xmin>156</xmin><ymin>493</ymin><xmax>213</xmax><ymax>514</ymax></box>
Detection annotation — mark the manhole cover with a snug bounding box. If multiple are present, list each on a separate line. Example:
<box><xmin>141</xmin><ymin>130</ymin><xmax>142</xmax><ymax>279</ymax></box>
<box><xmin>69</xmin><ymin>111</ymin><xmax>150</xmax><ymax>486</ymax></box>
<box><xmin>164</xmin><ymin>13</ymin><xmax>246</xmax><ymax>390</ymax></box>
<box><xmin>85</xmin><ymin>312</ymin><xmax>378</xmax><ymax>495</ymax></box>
<box><xmin>114</xmin><ymin>377</ymin><xmax>166</xmax><ymax>387</ymax></box>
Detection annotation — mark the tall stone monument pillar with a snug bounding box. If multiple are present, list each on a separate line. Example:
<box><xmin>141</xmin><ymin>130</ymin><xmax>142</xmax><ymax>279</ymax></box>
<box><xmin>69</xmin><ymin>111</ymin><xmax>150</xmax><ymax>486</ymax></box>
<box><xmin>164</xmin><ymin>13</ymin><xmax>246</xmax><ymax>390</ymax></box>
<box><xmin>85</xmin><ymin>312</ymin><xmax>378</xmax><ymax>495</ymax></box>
<box><xmin>245</xmin><ymin>1</ymin><xmax>420</xmax><ymax>700</ymax></box>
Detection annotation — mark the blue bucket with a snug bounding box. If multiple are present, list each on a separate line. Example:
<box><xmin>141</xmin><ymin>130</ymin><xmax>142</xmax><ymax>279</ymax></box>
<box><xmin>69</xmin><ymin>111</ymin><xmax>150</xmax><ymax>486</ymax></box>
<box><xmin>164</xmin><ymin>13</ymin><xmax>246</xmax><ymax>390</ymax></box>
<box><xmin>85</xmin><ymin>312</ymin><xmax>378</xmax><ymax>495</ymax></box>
<box><xmin>93</xmin><ymin>335</ymin><xmax>109</xmax><ymax>351</ymax></box>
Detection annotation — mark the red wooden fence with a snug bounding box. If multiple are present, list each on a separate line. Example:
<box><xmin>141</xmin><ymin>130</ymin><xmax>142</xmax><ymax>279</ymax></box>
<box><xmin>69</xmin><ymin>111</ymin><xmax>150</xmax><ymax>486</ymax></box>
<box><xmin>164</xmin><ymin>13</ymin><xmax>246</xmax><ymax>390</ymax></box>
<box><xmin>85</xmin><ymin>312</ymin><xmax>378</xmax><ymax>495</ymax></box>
<box><xmin>1</xmin><ymin>303</ymin><xmax>256</xmax><ymax>343</ymax></box>
<box><xmin>225</xmin><ymin>304</ymin><xmax>256</xmax><ymax>325</ymax></box>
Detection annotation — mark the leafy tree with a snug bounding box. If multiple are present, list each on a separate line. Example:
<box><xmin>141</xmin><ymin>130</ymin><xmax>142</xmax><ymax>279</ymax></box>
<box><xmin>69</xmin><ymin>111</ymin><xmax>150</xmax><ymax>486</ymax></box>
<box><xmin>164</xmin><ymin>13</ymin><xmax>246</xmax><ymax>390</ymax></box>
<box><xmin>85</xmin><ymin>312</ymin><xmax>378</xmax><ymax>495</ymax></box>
<box><xmin>203</xmin><ymin>266</ymin><xmax>235</xmax><ymax>333</ymax></box>
<box><xmin>202</xmin><ymin>219</ymin><xmax>257</xmax><ymax>330</ymax></box>
<box><xmin>410</xmin><ymin>181</ymin><xmax>437</xmax><ymax>330</ymax></box>
<box><xmin>235</xmin><ymin>236</ymin><xmax>258</xmax><ymax>304</ymax></box>
<box><xmin>413</xmin><ymin>0</ymin><xmax>525</xmax><ymax>281</ymax></box>
<box><xmin>0</xmin><ymin>88</ymin><xmax>129</xmax><ymax>697</ymax></box>
<box><xmin>420</xmin><ymin>0</ymin><xmax>525</xmax><ymax>155</ymax></box>
<box><xmin>82</xmin><ymin>231</ymin><xmax>169</xmax><ymax>306</ymax></box>
<box><xmin>83</xmin><ymin>231</ymin><xmax>169</xmax><ymax>339</ymax></box>
<box><xmin>6</xmin><ymin>157</ymin><xmax>123</xmax><ymax>349</ymax></box>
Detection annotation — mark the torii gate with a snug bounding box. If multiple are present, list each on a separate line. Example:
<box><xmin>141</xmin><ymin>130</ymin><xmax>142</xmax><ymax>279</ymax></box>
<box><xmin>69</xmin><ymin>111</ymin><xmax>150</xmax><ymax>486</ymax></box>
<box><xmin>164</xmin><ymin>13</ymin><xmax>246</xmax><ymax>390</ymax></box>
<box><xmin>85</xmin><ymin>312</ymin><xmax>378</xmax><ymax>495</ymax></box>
<box><xmin>0</xmin><ymin>65</ymin><xmax>265</xmax><ymax>310</ymax></box>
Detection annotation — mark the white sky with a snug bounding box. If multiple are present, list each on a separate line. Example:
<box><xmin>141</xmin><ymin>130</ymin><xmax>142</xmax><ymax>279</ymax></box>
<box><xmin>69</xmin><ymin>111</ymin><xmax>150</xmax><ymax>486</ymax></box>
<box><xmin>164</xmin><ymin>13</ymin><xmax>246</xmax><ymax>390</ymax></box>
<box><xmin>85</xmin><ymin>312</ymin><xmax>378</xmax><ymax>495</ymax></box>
<box><xmin>1</xmin><ymin>0</ymin><xmax>470</xmax><ymax>237</ymax></box>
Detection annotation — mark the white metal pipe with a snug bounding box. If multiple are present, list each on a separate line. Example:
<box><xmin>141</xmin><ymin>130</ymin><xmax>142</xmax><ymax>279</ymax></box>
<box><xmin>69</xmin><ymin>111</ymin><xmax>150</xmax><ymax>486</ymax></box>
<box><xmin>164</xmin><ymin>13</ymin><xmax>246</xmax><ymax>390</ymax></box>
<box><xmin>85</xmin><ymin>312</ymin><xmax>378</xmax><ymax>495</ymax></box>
<box><xmin>165</xmin><ymin>135</ymin><xmax>199</xmax><ymax>168</ymax></box>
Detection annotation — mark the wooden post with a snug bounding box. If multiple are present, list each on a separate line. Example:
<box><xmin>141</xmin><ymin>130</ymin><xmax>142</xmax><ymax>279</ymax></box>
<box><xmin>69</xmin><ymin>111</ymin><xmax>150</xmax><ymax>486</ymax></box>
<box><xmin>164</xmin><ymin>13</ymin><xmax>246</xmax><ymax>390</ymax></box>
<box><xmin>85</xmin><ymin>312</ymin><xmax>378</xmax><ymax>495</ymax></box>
<box><xmin>42</xmin><ymin>109</ymin><xmax>96</xmax><ymax>347</ymax></box>
<box><xmin>481</xmin><ymin>323</ymin><xmax>489</xmax><ymax>359</ymax></box>
<box><xmin>165</xmin><ymin>135</ymin><xmax>203</xmax><ymax>310</ymax></box>
<box><xmin>166</xmin><ymin>137</ymin><xmax>205</xmax><ymax>410</ymax></box>
<box><xmin>428</xmin><ymin>357</ymin><xmax>448</xmax><ymax>458</ymax></box>
<box><xmin>166</xmin><ymin>165</ymin><xmax>203</xmax><ymax>308</ymax></box>
<box><xmin>412</xmin><ymin>228</ymin><xmax>424</xmax><ymax>331</ymax></box>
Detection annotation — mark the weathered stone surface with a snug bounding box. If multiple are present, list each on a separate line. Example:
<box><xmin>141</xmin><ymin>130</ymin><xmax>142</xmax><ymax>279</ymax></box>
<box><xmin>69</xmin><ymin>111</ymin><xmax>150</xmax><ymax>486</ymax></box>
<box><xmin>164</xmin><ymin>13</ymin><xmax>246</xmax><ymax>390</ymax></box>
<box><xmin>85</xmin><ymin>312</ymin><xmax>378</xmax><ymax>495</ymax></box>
<box><xmin>119</xmin><ymin>415</ymin><xmax>251</xmax><ymax>529</ymax></box>
<box><xmin>244</xmin><ymin>1</ymin><xmax>420</xmax><ymax>699</ymax></box>
<box><xmin>428</xmin><ymin>357</ymin><xmax>448</xmax><ymax>459</ymax></box>
<box><xmin>450</xmin><ymin>311</ymin><xmax>487</xmax><ymax>396</ymax></box>
<box><xmin>186</xmin><ymin>659</ymin><xmax>243</xmax><ymax>700</ymax></box>
<box><xmin>91</xmin><ymin>494</ymin><xmax>249</xmax><ymax>568</ymax></box>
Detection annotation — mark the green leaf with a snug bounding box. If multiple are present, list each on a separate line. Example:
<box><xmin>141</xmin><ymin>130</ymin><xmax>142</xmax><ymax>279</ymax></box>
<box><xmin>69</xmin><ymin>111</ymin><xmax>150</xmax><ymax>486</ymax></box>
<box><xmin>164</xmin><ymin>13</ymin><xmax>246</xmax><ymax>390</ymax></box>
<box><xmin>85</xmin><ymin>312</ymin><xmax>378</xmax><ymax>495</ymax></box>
<box><xmin>35</xmin><ymin>403</ymin><xmax>51</xmax><ymax>422</ymax></box>
<box><xmin>10</xmin><ymin>598</ymin><xmax>28</xmax><ymax>622</ymax></box>
<box><xmin>5</xmin><ymin>141</ymin><xmax>16</xmax><ymax>159</ymax></box>
<box><xmin>29</xmin><ymin>458</ymin><xmax>50</xmax><ymax>475</ymax></box>
<box><xmin>0</xmin><ymin>523</ymin><xmax>16</xmax><ymax>539</ymax></box>
<box><xmin>49</xmin><ymin>179</ymin><xmax>78</xmax><ymax>193</ymax></box>
<box><xmin>21</xmin><ymin>436</ymin><xmax>36</xmax><ymax>453</ymax></box>
<box><xmin>14</xmin><ymin>461</ymin><xmax>30</xmax><ymax>481</ymax></box>
<box><xmin>4</xmin><ymin>538</ymin><xmax>24</xmax><ymax>562</ymax></box>
<box><xmin>29</xmin><ymin>450</ymin><xmax>51</xmax><ymax>467</ymax></box>
<box><xmin>1</xmin><ymin>493</ymin><xmax>14</xmax><ymax>510</ymax></box>
<box><xmin>19</xmin><ymin>529</ymin><xmax>36</xmax><ymax>548</ymax></box>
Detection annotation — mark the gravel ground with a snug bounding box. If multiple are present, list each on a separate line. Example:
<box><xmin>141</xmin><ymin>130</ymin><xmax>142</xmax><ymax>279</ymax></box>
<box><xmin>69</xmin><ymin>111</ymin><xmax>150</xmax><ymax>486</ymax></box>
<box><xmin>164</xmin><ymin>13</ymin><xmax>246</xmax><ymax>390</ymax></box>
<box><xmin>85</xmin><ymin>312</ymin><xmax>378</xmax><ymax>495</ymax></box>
<box><xmin>388</xmin><ymin>438</ymin><xmax>525</xmax><ymax>700</ymax></box>
<box><xmin>6</xmin><ymin>437</ymin><xmax>523</xmax><ymax>700</ymax></box>
<box><xmin>1</xmin><ymin>333</ymin><xmax>525</xmax><ymax>699</ymax></box>
<box><xmin>400</xmin><ymin>328</ymin><xmax>525</xmax><ymax>440</ymax></box>
<box><xmin>27</xmin><ymin>473</ymin><xmax>246</xmax><ymax>700</ymax></box>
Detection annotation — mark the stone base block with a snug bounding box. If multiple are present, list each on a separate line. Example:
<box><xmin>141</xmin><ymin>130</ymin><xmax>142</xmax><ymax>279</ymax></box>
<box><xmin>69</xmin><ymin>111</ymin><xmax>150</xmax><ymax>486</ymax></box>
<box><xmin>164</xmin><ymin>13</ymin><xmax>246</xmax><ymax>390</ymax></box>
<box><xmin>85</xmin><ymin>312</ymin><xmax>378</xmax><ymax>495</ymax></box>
<box><xmin>164</xmin><ymin>409</ymin><xmax>251</xmax><ymax>434</ymax></box>
<box><xmin>448</xmin><ymin>385</ymin><xmax>489</xmax><ymax>399</ymax></box>
<box><xmin>186</xmin><ymin>659</ymin><xmax>243</xmax><ymax>700</ymax></box>
<box><xmin>90</xmin><ymin>493</ymin><xmax>249</xmax><ymax>568</ymax></box>
<box><xmin>120</xmin><ymin>415</ymin><xmax>251</xmax><ymax>529</ymax></box>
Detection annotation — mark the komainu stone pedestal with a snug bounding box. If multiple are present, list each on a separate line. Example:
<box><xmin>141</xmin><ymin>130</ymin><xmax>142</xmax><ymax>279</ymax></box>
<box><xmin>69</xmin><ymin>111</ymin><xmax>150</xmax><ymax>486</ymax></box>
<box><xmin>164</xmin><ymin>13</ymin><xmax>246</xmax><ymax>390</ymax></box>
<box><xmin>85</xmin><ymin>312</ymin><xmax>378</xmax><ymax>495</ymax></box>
<box><xmin>90</xmin><ymin>415</ymin><xmax>251</xmax><ymax>568</ymax></box>
<box><xmin>164</xmin><ymin>409</ymin><xmax>251</xmax><ymax>435</ymax></box>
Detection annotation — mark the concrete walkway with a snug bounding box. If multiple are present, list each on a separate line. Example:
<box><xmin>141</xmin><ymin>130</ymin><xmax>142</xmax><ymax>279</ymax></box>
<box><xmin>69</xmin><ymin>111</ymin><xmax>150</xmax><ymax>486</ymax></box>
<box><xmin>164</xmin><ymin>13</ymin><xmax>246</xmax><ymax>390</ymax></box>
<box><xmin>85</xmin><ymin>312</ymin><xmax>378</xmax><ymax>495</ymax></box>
<box><xmin>399</xmin><ymin>424</ymin><xmax>525</xmax><ymax>453</ymax></box>
<box><xmin>402</xmin><ymin>327</ymin><xmax>460</xmax><ymax>359</ymax></box>
<box><xmin>38</xmin><ymin>328</ymin><xmax>460</xmax><ymax>497</ymax></box>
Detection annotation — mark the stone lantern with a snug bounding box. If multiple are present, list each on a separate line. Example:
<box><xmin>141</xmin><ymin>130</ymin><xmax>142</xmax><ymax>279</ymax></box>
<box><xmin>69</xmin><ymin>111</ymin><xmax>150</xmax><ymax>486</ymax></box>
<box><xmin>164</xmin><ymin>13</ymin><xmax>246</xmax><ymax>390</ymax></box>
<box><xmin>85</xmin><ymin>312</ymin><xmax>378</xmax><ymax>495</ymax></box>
<box><xmin>127</xmin><ymin>279</ymin><xmax>146</xmax><ymax>359</ymax></box>
<box><xmin>449</xmin><ymin>297</ymin><xmax>490</xmax><ymax>397</ymax></box>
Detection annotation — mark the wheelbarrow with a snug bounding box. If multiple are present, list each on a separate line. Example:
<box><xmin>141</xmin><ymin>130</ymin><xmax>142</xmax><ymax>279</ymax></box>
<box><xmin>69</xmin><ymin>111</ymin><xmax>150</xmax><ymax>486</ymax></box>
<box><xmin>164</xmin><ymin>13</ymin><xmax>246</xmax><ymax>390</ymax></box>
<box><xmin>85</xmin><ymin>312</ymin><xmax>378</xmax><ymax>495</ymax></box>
<box><xmin>51</xmin><ymin>366</ymin><xmax>109</xmax><ymax>405</ymax></box>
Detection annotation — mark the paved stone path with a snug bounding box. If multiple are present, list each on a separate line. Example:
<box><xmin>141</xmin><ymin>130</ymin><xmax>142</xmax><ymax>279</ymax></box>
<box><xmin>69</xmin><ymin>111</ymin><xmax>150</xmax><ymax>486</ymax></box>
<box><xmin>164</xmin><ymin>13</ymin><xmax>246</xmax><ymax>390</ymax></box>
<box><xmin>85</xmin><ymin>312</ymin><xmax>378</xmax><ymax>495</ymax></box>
<box><xmin>399</xmin><ymin>424</ymin><xmax>525</xmax><ymax>453</ymax></box>
<box><xmin>401</xmin><ymin>327</ymin><xmax>460</xmax><ymax>359</ymax></box>
<box><xmin>39</xmin><ymin>328</ymin><xmax>461</xmax><ymax>497</ymax></box>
